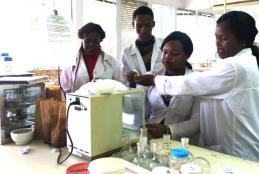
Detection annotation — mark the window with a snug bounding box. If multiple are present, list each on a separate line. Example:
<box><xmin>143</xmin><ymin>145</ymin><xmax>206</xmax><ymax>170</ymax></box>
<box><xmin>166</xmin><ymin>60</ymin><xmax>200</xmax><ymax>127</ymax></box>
<box><xmin>196</xmin><ymin>12</ymin><xmax>216</xmax><ymax>62</ymax></box>
<box><xmin>83</xmin><ymin>0</ymin><xmax>117</xmax><ymax>58</ymax></box>
<box><xmin>0</xmin><ymin>0</ymin><xmax>74</xmax><ymax>71</ymax></box>
<box><xmin>152</xmin><ymin>4</ymin><xmax>176</xmax><ymax>39</ymax></box>
<box><xmin>120</xmin><ymin>0</ymin><xmax>147</xmax><ymax>52</ymax></box>
<box><xmin>177</xmin><ymin>9</ymin><xmax>216</xmax><ymax>65</ymax></box>
<box><xmin>152</xmin><ymin>7</ymin><xmax>216</xmax><ymax>65</ymax></box>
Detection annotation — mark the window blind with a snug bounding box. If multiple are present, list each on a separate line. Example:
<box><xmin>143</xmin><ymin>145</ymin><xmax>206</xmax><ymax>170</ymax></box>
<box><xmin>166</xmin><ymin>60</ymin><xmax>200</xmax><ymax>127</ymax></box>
<box><xmin>121</xmin><ymin>0</ymin><xmax>147</xmax><ymax>51</ymax></box>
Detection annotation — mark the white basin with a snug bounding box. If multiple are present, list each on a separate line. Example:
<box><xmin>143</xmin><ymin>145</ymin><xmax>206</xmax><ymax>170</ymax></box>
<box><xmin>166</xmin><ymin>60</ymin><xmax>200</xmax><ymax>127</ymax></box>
<box><xmin>10</xmin><ymin>128</ymin><xmax>34</xmax><ymax>145</ymax></box>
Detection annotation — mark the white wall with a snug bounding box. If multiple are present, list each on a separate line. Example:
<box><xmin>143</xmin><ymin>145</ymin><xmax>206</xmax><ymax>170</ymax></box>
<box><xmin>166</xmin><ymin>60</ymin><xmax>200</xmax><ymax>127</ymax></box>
<box><xmin>185</xmin><ymin>0</ymin><xmax>213</xmax><ymax>9</ymax></box>
<box><xmin>141</xmin><ymin>0</ymin><xmax>185</xmax><ymax>8</ymax></box>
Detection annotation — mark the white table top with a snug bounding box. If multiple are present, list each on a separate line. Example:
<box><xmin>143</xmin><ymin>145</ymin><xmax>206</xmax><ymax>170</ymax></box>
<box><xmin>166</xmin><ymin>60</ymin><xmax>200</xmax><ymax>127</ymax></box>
<box><xmin>0</xmin><ymin>140</ymin><xmax>85</xmax><ymax>174</ymax></box>
<box><xmin>0</xmin><ymin>140</ymin><xmax>258</xmax><ymax>174</ymax></box>
<box><xmin>0</xmin><ymin>140</ymin><xmax>147</xmax><ymax>174</ymax></box>
<box><xmin>151</xmin><ymin>139</ymin><xmax>259</xmax><ymax>174</ymax></box>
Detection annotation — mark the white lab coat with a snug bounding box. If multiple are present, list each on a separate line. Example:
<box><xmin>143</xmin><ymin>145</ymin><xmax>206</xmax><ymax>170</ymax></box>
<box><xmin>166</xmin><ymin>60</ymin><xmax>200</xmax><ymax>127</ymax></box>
<box><xmin>121</xmin><ymin>38</ymin><xmax>164</xmax><ymax>84</ymax></box>
<box><xmin>146</xmin><ymin>68</ymin><xmax>200</xmax><ymax>141</ymax></box>
<box><xmin>60</xmin><ymin>50</ymin><xmax>122</xmax><ymax>93</ymax></box>
<box><xmin>154</xmin><ymin>48</ymin><xmax>259</xmax><ymax>162</ymax></box>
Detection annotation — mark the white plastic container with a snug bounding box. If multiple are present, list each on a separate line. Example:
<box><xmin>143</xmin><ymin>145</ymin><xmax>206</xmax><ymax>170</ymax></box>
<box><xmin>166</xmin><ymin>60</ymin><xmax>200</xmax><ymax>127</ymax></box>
<box><xmin>88</xmin><ymin>157</ymin><xmax>125</xmax><ymax>174</ymax></box>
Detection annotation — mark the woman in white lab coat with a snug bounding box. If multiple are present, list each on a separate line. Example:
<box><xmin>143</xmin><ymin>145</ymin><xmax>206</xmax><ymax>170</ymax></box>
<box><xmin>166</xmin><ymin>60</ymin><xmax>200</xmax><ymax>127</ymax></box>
<box><xmin>135</xmin><ymin>11</ymin><xmax>259</xmax><ymax>162</ymax></box>
<box><xmin>121</xmin><ymin>6</ymin><xmax>163</xmax><ymax>87</ymax></box>
<box><xmin>145</xmin><ymin>31</ymin><xmax>200</xmax><ymax>143</ymax></box>
<box><xmin>60</xmin><ymin>23</ymin><xmax>122</xmax><ymax>94</ymax></box>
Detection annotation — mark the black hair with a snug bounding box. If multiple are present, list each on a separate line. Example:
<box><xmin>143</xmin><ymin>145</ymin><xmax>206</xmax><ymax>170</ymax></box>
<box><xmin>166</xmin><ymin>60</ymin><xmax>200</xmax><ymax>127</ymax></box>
<box><xmin>78</xmin><ymin>22</ymin><xmax>105</xmax><ymax>41</ymax></box>
<box><xmin>217</xmin><ymin>11</ymin><xmax>259</xmax><ymax>68</ymax></box>
<box><xmin>161</xmin><ymin>31</ymin><xmax>193</xmax><ymax>69</ymax></box>
<box><xmin>133</xmin><ymin>6</ymin><xmax>154</xmax><ymax>21</ymax></box>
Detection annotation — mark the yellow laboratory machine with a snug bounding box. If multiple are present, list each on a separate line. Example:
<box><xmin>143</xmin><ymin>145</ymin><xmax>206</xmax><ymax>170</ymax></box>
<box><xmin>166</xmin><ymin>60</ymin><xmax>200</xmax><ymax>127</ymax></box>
<box><xmin>66</xmin><ymin>89</ymin><xmax>145</xmax><ymax>161</ymax></box>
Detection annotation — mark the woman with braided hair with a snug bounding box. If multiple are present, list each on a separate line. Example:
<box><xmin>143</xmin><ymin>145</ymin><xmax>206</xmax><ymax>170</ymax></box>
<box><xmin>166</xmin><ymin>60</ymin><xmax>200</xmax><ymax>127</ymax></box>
<box><xmin>60</xmin><ymin>22</ymin><xmax>122</xmax><ymax>94</ymax></box>
<box><xmin>135</xmin><ymin>11</ymin><xmax>259</xmax><ymax>162</ymax></box>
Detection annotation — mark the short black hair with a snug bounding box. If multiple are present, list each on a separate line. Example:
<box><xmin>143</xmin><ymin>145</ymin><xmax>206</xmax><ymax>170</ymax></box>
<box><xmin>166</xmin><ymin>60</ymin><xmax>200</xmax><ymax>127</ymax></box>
<box><xmin>161</xmin><ymin>31</ymin><xmax>193</xmax><ymax>57</ymax></box>
<box><xmin>78</xmin><ymin>22</ymin><xmax>105</xmax><ymax>41</ymax></box>
<box><xmin>133</xmin><ymin>6</ymin><xmax>154</xmax><ymax>21</ymax></box>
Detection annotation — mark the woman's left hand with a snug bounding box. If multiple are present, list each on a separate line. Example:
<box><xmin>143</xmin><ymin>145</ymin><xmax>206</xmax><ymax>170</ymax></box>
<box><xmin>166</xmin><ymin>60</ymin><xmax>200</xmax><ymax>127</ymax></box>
<box><xmin>135</xmin><ymin>74</ymin><xmax>155</xmax><ymax>86</ymax></box>
<box><xmin>145</xmin><ymin>123</ymin><xmax>167</xmax><ymax>138</ymax></box>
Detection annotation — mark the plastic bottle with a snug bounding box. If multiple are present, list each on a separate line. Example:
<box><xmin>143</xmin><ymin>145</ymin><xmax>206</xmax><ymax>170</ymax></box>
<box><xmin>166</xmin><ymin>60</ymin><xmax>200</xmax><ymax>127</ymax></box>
<box><xmin>169</xmin><ymin>148</ymin><xmax>190</xmax><ymax>173</ymax></box>
<box><xmin>0</xmin><ymin>53</ymin><xmax>9</xmax><ymax>74</ymax></box>
<box><xmin>4</xmin><ymin>56</ymin><xmax>13</xmax><ymax>73</ymax></box>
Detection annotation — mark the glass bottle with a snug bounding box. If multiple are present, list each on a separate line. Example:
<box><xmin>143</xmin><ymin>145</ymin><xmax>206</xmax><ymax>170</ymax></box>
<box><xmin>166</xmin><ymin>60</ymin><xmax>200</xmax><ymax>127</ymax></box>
<box><xmin>169</xmin><ymin>148</ymin><xmax>190</xmax><ymax>173</ymax></box>
<box><xmin>158</xmin><ymin>134</ymin><xmax>171</xmax><ymax>166</ymax></box>
<box><xmin>132</xmin><ymin>142</ymin><xmax>149</xmax><ymax>169</ymax></box>
<box><xmin>119</xmin><ymin>130</ymin><xmax>136</xmax><ymax>162</ymax></box>
<box><xmin>139</xmin><ymin>127</ymin><xmax>148</xmax><ymax>145</ymax></box>
<box><xmin>158</xmin><ymin>134</ymin><xmax>171</xmax><ymax>157</ymax></box>
<box><xmin>181</xmin><ymin>137</ymin><xmax>189</xmax><ymax>149</ymax></box>
<box><xmin>147</xmin><ymin>142</ymin><xmax>162</xmax><ymax>170</ymax></box>
<box><xmin>138</xmin><ymin>127</ymin><xmax>152</xmax><ymax>162</ymax></box>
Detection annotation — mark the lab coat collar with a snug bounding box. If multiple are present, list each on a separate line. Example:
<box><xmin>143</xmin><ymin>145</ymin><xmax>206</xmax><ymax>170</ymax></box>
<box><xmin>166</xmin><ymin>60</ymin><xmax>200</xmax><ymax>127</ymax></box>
<box><xmin>235</xmin><ymin>48</ymin><xmax>252</xmax><ymax>56</ymax></box>
<box><xmin>102</xmin><ymin>51</ymin><xmax>109</xmax><ymax>61</ymax></box>
<box><xmin>76</xmin><ymin>50</ymin><xmax>107</xmax><ymax>65</ymax></box>
<box><xmin>223</xmin><ymin>48</ymin><xmax>253</xmax><ymax>64</ymax></box>
<box><xmin>130</xmin><ymin>42</ymin><xmax>138</xmax><ymax>56</ymax></box>
<box><xmin>129</xmin><ymin>38</ymin><xmax>162</xmax><ymax>73</ymax></box>
<box><xmin>129</xmin><ymin>37</ymin><xmax>161</xmax><ymax>56</ymax></box>
<box><xmin>159</xmin><ymin>67</ymin><xmax>193</xmax><ymax>76</ymax></box>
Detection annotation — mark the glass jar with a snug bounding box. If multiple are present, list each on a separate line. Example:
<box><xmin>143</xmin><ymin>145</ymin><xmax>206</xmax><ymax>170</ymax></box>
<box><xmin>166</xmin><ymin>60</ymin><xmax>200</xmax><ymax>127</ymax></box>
<box><xmin>169</xmin><ymin>148</ymin><xmax>190</xmax><ymax>173</ymax></box>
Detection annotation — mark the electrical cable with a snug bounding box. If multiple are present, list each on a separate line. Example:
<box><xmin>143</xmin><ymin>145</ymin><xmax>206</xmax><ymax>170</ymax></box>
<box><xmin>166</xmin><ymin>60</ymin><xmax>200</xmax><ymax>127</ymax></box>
<box><xmin>57</xmin><ymin>98</ymin><xmax>80</xmax><ymax>165</ymax></box>
<box><xmin>58</xmin><ymin>66</ymin><xmax>66</xmax><ymax>100</ymax></box>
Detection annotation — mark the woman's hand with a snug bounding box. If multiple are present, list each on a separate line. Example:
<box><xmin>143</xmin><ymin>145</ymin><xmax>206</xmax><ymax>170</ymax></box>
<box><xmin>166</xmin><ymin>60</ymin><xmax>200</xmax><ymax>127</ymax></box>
<box><xmin>126</xmin><ymin>70</ymin><xmax>138</xmax><ymax>88</ymax></box>
<box><xmin>145</xmin><ymin>123</ymin><xmax>167</xmax><ymax>138</ymax></box>
<box><xmin>135</xmin><ymin>74</ymin><xmax>155</xmax><ymax>86</ymax></box>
